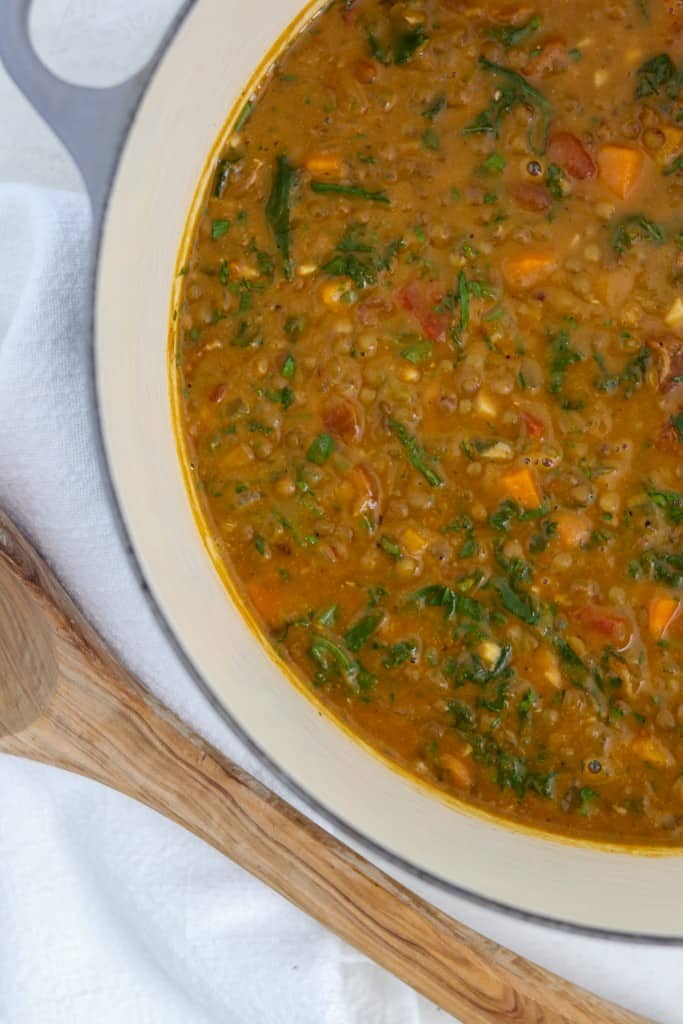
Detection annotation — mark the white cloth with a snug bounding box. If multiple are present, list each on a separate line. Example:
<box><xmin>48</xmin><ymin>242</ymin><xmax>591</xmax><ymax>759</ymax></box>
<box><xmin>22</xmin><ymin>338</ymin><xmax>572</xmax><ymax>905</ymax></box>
<box><xmin>0</xmin><ymin>184</ymin><xmax>679</xmax><ymax>1024</ymax></box>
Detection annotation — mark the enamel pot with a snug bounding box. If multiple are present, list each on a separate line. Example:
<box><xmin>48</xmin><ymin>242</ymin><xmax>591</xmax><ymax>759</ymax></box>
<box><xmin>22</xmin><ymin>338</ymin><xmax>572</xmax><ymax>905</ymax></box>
<box><xmin>1</xmin><ymin>0</ymin><xmax>681</xmax><ymax>940</ymax></box>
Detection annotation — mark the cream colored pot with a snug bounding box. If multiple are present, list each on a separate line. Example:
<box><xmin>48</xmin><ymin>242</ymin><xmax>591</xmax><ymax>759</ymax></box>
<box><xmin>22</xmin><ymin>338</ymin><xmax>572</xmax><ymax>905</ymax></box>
<box><xmin>2</xmin><ymin>0</ymin><xmax>681</xmax><ymax>940</ymax></box>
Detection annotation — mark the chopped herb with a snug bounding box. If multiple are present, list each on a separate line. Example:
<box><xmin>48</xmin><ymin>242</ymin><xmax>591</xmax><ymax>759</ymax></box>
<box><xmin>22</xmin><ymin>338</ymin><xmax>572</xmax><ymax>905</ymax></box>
<box><xmin>490</xmin><ymin>498</ymin><xmax>548</xmax><ymax>530</ymax></box>
<box><xmin>263</xmin><ymin>386</ymin><xmax>294</xmax><ymax>409</ymax></box>
<box><xmin>548</xmin><ymin>328</ymin><xmax>582</xmax><ymax>395</ymax></box>
<box><xmin>487</xmin><ymin>15</ymin><xmax>541</xmax><ymax>49</ymax></box>
<box><xmin>421</xmin><ymin>127</ymin><xmax>439</xmax><ymax>150</ymax></box>
<box><xmin>388</xmin><ymin>418</ymin><xmax>443</xmax><ymax>487</ymax></box>
<box><xmin>379</xmin><ymin>535</ymin><xmax>402</xmax><ymax>560</ymax></box>
<box><xmin>310</xmin><ymin>181</ymin><xmax>390</xmax><ymax>203</ymax></box>
<box><xmin>518</xmin><ymin>689</ymin><xmax>537</xmax><ymax>720</ymax></box>
<box><xmin>410</xmin><ymin>584</ymin><xmax>484</xmax><ymax>622</ymax></box>
<box><xmin>445</xmin><ymin>645</ymin><xmax>511</xmax><ymax>685</ymax></box>
<box><xmin>211</xmin><ymin>219</ymin><xmax>230</xmax><ymax>240</ymax></box>
<box><xmin>579</xmin><ymin>786</ymin><xmax>598</xmax><ymax>815</ymax></box>
<box><xmin>612</xmin><ymin>214</ymin><xmax>665</xmax><ymax>255</ymax></box>
<box><xmin>672</xmin><ymin>411</ymin><xmax>683</xmax><ymax>441</ymax></box>
<box><xmin>496</xmin><ymin>755</ymin><xmax>555</xmax><ymax>800</ymax></box>
<box><xmin>231</xmin><ymin>320</ymin><xmax>263</xmax><ymax>348</ymax></box>
<box><xmin>367</xmin><ymin>585</ymin><xmax>387</xmax><ymax>609</ymax></box>
<box><xmin>367</xmin><ymin>24</ymin><xmax>428</xmax><ymax>65</ymax></box>
<box><xmin>458</xmin><ymin>270</ymin><xmax>469</xmax><ymax>331</ymax></box>
<box><xmin>322</xmin><ymin>224</ymin><xmax>401</xmax><ymax>289</ymax></box>
<box><xmin>663</xmin><ymin>155</ymin><xmax>683</xmax><ymax>176</ymax></box>
<box><xmin>309</xmin><ymin>635</ymin><xmax>357</xmax><ymax>680</ymax></box>
<box><xmin>554</xmin><ymin>634</ymin><xmax>587</xmax><ymax>671</ymax></box>
<box><xmin>306</xmin><ymin>432</ymin><xmax>335</xmax><ymax>465</ymax></box>
<box><xmin>213</xmin><ymin>158</ymin><xmax>233</xmax><ymax>198</ymax></box>
<box><xmin>254</xmin><ymin>535</ymin><xmax>266</xmax><ymax>556</ymax></box>
<box><xmin>635</xmin><ymin>53</ymin><xmax>682</xmax><ymax>100</ymax></box>
<box><xmin>234</xmin><ymin>99</ymin><xmax>254</xmax><ymax>131</ymax></box>
<box><xmin>529</xmin><ymin>519</ymin><xmax>557</xmax><ymax>553</ymax></box>
<box><xmin>282</xmin><ymin>354</ymin><xmax>296</xmax><ymax>379</ymax></box>
<box><xmin>595</xmin><ymin>346</ymin><xmax>649</xmax><ymax>397</ymax></box>
<box><xmin>491</xmin><ymin>577</ymin><xmax>539</xmax><ymax>624</ymax></box>
<box><xmin>465</xmin><ymin>57</ymin><xmax>553</xmax><ymax>155</ymax></box>
<box><xmin>647</xmin><ymin>485</ymin><xmax>683</xmax><ymax>525</ymax></box>
<box><xmin>344</xmin><ymin>612</ymin><xmax>384</xmax><ymax>652</ymax></box>
<box><xmin>285</xmin><ymin>314</ymin><xmax>306</xmax><ymax>341</ymax></box>
<box><xmin>478</xmin><ymin>152</ymin><xmax>507</xmax><ymax>175</ymax></box>
<box><xmin>266</xmin><ymin>154</ymin><xmax>297</xmax><ymax>277</ymax></box>
<box><xmin>382</xmin><ymin>640</ymin><xmax>418</xmax><ymax>668</ymax></box>
<box><xmin>400</xmin><ymin>340</ymin><xmax>433</xmax><ymax>363</ymax></box>
<box><xmin>422</xmin><ymin>94</ymin><xmax>446</xmax><ymax>119</ymax></box>
<box><xmin>316</xmin><ymin>605</ymin><xmax>338</xmax><ymax>627</ymax></box>
<box><xmin>546</xmin><ymin>163</ymin><xmax>566</xmax><ymax>199</ymax></box>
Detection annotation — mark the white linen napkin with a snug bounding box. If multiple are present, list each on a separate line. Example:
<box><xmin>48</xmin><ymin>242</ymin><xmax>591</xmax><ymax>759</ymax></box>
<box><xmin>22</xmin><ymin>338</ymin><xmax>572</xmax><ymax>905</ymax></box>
<box><xmin>0</xmin><ymin>183</ymin><xmax>678</xmax><ymax>1024</ymax></box>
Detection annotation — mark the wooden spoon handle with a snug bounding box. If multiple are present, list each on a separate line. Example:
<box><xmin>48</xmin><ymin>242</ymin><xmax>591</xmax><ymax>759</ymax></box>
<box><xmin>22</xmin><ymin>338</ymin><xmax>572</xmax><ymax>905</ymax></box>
<box><xmin>0</xmin><ymin>521</ymin><xmax>651</xmax><ymax>1024</ymax></box>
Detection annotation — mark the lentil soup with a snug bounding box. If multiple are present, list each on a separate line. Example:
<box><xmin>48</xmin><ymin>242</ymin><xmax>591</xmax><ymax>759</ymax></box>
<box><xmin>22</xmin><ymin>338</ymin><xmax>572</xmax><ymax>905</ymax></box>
<box><xmin>174</xmin><ymin>0</ymin><xmax>683</xmax><ymax>843</ymax></box>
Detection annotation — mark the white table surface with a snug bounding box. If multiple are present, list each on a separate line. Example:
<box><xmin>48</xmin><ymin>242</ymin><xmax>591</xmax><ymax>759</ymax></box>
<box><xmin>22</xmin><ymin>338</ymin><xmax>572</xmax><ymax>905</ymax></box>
<box><xmin>1</xmin><ymin>3</ymin><xmax>681</xmax><ymax>1022</ymax></box>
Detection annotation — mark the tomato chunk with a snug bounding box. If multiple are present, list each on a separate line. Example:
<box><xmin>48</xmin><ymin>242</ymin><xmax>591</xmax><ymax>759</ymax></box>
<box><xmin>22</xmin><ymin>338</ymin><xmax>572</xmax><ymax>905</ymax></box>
<box><xmin>569</xmin><ymin>606</ymin><xmax>632</xmax><ymax>647</ymax></box>
<box><xmin>400</xmin><ymin>282</ymin><xmax>449</xmax><ymax>342</ymax></box>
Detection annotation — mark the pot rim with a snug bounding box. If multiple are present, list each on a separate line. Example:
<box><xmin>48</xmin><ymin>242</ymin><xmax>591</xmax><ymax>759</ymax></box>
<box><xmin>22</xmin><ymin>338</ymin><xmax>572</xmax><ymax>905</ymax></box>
<box><xmin>71</xmin><ymin>0</ymin><xmax>683</xmax><ymax>945</ymax></box>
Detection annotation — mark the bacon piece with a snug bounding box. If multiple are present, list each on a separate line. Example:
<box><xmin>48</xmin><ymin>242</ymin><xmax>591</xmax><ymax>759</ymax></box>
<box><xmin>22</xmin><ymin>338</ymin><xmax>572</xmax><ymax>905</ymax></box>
<box><xmin>208</xmin><ymin>382</ymin><xmax>227</xmax><ymax>404</ymax></box>
<box><xmin>353</xmin><ymin>58</ymin><xmax>378</xmax><ymax>83</ymax></box>
<box><xmin>648</xmin><ymin>335</ymin><xmax>683</xmax><ymax>392</ymax></box>
<box><xmin>357</xmin><ymin>296</ymin><xmax>395</xmax><ymax>326</ymax></box>
<box><xmin>350</xmin><ymin>462</ymin><xmax>382</xmax><ymax>519</ymax></box>
<box><xmin>656</xmin><ymin>418</ymin><xmax>682</xmax><ymax>452</ymax></box>
<box><xmin>569</xmin><ymin>606</ymin><xmax>632</xmax><ymax>647</ymax></box>
<box><xmin>322</xmin><ymin>396</ymin><xmax>363</xmax><ymax>441</ymax></box>
<box><xmin>526</xmin><ymin>38</ymin><xmax>570</xmax><ymax>77</ymax></box>
<box><xmin>400</xmin><ymin>282</ymin><xmax>449</xmax><ymax>342</ymax></box>
<box><xmin>508</xmin><ymin>181</ymin><xmax>552</xmax><ymax>212</ymax></box>
<box><xmin>340</xmin><ymin>0</ymin><xmax>367</xmax><ymax>22</ymax></box>
<box><xmin>547</xmin><ymin>132</ymin><xmax>596</xmax><ymax>180</ymax></box>
<box><xmin>521</xmin><ymin>410</ymin><xmax>545</xmax><ymax>437</ymax></box>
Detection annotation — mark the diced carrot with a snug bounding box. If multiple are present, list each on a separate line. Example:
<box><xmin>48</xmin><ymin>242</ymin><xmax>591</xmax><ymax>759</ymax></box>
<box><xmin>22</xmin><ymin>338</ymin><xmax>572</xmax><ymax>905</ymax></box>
<box><xmin>303</xmin><ymin>152</ymin><xmax>342</xmax><ymax>175</ymax></box>
<box><xmin>401</xmin><ymin>526</ymin><xmax>427</xmax><ymax>555</ymax></box>
<box><xmin>501</xmin><ymin>250</ymin><xmax>558</xmax><ymax>290</ymax></box>
<box><xmin>597</xmin><ymin>145</ymin><xmax>644</xmax><ymax>198</ymax></box>
<box><xmin>500</xmin><ymin>466</ymin><xmax>542</xmax><ymax>508</ymax></box>
<box><xmin>648</xmin><ymin>595</ymin><xmax>680</xmax><ymax>639</ymax></box>
<box><xmin>631</xmin><ymin>735</ymin><xmax>675</xmax><ymax>768</ymax></box>
<box><xmin>555</xmin><ymin>510</ymin><xmax>592</xmax><ymax>547</ymax></box>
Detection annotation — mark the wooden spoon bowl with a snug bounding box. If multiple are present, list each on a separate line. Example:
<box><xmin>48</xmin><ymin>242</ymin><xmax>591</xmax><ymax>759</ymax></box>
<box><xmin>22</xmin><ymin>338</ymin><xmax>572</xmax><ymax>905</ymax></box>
<box><xmin>0</xmin><ymin>509</ymin><xmax>651</xmax><ymax>1024</ymax></box>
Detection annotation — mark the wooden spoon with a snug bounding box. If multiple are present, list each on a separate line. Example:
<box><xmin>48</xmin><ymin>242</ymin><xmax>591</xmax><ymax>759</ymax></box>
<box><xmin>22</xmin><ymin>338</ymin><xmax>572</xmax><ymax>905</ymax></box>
<box><xmin>0</xmin><ymin>509</ymin><xmax>651</xmax><ymax>1024</ymax></box>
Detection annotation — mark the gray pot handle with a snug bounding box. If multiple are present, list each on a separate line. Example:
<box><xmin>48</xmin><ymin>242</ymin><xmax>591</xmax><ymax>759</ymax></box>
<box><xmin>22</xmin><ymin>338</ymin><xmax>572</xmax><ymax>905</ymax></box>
<box><xmin>0</xmin><ymin>0</ymin><xmax>189</xmax><ymax>226</ymax></box>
